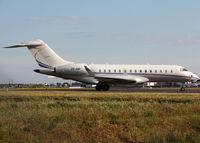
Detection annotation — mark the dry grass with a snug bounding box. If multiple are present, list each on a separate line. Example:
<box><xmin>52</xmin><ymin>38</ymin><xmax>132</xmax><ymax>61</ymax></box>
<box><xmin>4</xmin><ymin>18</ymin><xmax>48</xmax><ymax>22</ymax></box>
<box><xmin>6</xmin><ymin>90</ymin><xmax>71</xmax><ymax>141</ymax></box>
<box><xmin>0</xmin><ymin>88</ymin><xmax>200</xmax><ymax>143</ymax></box>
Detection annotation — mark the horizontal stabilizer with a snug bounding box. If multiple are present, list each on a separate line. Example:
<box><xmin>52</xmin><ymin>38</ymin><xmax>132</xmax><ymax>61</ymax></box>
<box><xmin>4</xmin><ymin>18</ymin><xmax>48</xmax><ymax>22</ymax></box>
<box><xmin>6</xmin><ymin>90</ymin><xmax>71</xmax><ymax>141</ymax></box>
<box><xmin>4</xmin><ymin>43</ymin><xmax>42</xmax><ymax>48</ymax></box>
<box><xmin>34</xmin><ymin>69</ymin><xmax>55</xmax><ymax>75</ymax></box>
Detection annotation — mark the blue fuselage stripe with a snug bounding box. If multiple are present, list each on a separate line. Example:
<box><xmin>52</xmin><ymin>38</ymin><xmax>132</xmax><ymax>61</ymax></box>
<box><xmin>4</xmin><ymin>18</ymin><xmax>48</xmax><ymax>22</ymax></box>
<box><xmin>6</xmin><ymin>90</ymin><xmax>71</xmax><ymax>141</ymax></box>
<box><xmin>36</xmin><ymin>60</ymin><xmax>53</xmax><ymax>69</ymax></box>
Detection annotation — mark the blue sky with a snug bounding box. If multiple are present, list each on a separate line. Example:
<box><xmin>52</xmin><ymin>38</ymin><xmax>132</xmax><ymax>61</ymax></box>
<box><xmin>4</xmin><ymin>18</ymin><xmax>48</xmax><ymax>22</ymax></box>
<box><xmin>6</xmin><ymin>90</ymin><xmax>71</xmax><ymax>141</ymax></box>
<box><xmin>0</xmin><ymin>0</ymin><xmax>200</xmax><ymax>83</ymax></box>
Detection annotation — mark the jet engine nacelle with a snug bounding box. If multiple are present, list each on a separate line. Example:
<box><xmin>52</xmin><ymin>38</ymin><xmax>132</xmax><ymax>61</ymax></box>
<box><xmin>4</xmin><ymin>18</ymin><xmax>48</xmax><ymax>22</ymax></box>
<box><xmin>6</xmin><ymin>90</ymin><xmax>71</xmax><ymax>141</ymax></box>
<box><xmin>54</xmin><ymin>64</ymin><xmax>86</xmax><ymax>75</ymax></box>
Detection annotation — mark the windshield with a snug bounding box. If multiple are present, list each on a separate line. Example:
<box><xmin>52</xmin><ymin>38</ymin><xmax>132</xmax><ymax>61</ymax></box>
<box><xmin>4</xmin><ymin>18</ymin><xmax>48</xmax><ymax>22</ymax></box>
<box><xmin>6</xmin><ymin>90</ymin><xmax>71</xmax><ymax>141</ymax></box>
<box><xmin>180</xmin><ymin>68</ymin><xmax>188</xmax><ymax>72</ymax></box>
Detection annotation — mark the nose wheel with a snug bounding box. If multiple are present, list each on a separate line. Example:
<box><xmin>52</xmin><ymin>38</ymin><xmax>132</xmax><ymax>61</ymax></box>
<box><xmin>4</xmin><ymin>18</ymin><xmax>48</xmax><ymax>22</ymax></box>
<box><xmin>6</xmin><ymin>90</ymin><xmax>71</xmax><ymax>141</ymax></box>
<box><xmin>180</xmin><ymin>87</ymin><xmax>185</xmax><ymax>91</ymax></box>
<box><xmin>180</xmin><ymin>83</ymin><xmax>186</xmax><ymax>91</ymax></box>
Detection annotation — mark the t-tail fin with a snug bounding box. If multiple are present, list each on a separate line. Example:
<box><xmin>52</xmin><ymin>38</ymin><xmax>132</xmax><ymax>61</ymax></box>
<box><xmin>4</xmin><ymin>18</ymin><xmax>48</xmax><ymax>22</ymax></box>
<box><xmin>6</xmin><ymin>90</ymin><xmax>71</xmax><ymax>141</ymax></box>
<box><xmin>4</xmin><ymin>40</ymin><xmax>72</xmax><ymax>69</ymax></box>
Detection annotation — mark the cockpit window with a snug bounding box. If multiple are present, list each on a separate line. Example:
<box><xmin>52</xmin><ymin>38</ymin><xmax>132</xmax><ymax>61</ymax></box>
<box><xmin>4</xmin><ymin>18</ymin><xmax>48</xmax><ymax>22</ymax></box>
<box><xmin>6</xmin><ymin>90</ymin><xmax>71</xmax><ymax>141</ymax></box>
<box><xmin>180</xmin><ymin>68</ymin><xmax>188</xmax><ymax>71</ymax></box>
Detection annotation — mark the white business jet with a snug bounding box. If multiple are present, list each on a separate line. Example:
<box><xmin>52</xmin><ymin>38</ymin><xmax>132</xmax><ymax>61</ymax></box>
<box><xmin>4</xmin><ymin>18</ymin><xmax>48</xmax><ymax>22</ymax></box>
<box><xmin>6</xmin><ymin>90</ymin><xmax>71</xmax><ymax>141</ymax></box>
<box><xmin>5</xmin><ymin>40</ymin><xmax>199</xmax><ymax>91</ymax></box>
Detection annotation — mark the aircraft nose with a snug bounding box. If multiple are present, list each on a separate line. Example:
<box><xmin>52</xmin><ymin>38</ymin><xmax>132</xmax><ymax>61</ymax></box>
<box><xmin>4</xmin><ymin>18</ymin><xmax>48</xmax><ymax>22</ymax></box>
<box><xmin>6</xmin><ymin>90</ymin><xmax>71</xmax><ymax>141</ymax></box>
<box><xmin>190</xmin><ymin>73</ymin><xmax>200</xmax><ymax>82</ymax></box>
<box><xmin>193</xmin><ymin>73</ymin><xmax>199</xmax><ymax>79</ymax></box>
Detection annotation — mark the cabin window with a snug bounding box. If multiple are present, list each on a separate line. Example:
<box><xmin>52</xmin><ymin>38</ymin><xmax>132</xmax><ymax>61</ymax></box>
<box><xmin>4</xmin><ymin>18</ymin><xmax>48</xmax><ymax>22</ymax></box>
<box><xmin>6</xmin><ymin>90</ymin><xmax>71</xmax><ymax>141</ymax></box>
<box><xmin>124</xmin><ymin>70</ymin><xmax>127</xmax><ymax>73</ymax></box>
<box><xmin>119</xmin><ymin>69</ymin><xmax>121</xmax><ymax>73</ymax></box>
<box><xmin>145</xmin><ymin>70</ymin><xmax>147</xmax><ymax>73</ymax></box>
<box><xmin>99</xmin><ymin>69</ymin><xmax>101</xmax><ymax>73</ymax></box>
<box><xmin>104</xmin><ymin>69</ymin><xmax>106</xmax><ymax>73</ymax></box>
<box><xmin>140</xmin><ymin>70</ymin><xmax>142</xmax><ymax>73</ymax></box>
<box><xmin>155</xmin><ymin>70</ymin><xmax>157</xmax><ymax>73</ymax></box>
<box><xmin>171</xmin><ymin>70</ymin><xmax>173</xmax><ymax>73</ymax></box>
<box><xmin>135</xmin><ymin>70</ymin><xmax>137</xmax><ymax>73</ymax></box>
<box><xmin>160</xmin><ymin>70</ymin><xmax>162</xmax><ymax>73</ymax></box>
<box><xmin>130</xmin><ymin>69</ymin><xmax>132</xmax><ymax>73</ymax></box>
<box><xmin>165</xmin><ymin>70</ymin><xmax>167</xmax><ymax>73</ymax></box>
<box><xmin>150</xmin><ymin>70</ymin><xmax>152</xmax><ymax>73</ymax></box>
<box><xmin>114</xmin><ymin>69</ymin><xmax>116</xmax><ymax>73</ymax></box>
<box><xmin>108</xmin><ymin>69</ymin><xmax>111</xmax><ymax>73</ymax></box>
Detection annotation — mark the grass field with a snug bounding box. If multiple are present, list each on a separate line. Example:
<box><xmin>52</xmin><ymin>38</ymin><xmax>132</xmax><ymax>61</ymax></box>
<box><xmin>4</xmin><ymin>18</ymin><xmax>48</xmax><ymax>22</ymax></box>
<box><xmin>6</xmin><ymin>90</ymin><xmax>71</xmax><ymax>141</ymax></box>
<box><xmin>0</xmin><ymin>88</ymin><xmax>200</xmax><ymax>143</ymax></box>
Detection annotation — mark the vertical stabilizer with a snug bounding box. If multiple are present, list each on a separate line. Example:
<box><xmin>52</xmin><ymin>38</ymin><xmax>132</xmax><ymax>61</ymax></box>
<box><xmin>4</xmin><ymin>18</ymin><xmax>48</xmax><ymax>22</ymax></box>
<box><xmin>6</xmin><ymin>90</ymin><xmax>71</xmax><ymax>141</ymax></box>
<box><xmin>5</xmin><ymin>40</ymin><xmax>72</xmax><ymax>69</ymax></box>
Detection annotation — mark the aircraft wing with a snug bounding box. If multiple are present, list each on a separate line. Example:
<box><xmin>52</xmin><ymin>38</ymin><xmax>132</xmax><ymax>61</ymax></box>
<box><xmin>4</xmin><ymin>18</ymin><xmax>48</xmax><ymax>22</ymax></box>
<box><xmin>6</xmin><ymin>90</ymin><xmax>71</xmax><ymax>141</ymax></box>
<box><xmin>94</xmin><ymin>74</ymin><xmax>149</xmax><ymax>84</ymax></box>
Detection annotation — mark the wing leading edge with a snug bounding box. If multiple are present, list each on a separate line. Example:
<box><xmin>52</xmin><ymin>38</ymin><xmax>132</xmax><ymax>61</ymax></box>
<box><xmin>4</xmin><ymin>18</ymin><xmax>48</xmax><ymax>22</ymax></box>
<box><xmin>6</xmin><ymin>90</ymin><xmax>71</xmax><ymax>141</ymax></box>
<box><xmin>94</xmin><ymin>74</ymin><xmax>149</xmax><ymax>84</ymax></box>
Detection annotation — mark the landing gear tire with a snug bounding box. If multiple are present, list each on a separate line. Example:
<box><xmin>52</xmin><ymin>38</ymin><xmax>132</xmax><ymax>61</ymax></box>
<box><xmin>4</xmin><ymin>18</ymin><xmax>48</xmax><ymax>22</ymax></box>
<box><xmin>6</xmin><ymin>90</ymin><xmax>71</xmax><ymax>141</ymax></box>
<box><xmin>180</xmin><ymin>87</ymin><xmax>185</xmax><ymax>91</ymax></box>
<box><xmin>102</xmin><ymin>84</ymin><xmax>110</xmax><ymax>91</ymax></box>
<box><xmin>95</xmin><ymin>85</ymin><xmax>101</xmax><ymax>91</ymax></box>
<box><xmin>96</xmin><ymin>84</ymin><xmax>110</xmax><ymax>91</ymax></box>
<box><xmin>180</xmin><ymin>83</ymin><xmax>186</xmax><ymax>91</ymax></box>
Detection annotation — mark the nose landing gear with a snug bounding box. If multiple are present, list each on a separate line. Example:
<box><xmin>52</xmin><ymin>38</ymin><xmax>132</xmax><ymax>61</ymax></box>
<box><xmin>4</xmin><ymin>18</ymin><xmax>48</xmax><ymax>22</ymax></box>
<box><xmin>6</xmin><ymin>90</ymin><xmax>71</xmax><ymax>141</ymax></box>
<box><xmin>180</xmin><ymin>86</ymin><xmax>185</xmax><ymax>91</ymax></box>
<box><xmin>180</xmin><ymin>83</ymin><xmax>186</xmax><ymax>91</ymax></box>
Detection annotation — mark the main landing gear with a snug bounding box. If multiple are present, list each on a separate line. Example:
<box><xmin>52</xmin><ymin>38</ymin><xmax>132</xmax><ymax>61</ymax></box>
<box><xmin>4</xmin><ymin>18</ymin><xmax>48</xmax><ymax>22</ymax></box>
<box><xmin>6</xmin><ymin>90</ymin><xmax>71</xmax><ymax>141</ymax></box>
<box><xmin>95</xmin><ymin>83</ymin><xmax>110</xmax><ymax>91</ymax></box>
